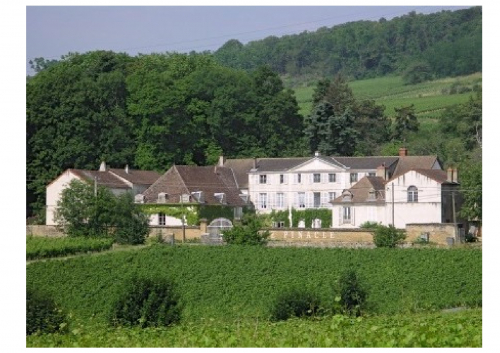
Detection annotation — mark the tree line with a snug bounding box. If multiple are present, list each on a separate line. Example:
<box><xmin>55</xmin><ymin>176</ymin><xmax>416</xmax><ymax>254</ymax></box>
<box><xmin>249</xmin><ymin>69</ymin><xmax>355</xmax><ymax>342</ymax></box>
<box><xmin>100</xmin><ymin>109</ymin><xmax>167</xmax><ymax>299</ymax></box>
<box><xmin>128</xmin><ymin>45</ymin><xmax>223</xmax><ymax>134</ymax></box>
<box><xmin>213</xmin><ymin>7</ymin><xmax>481</xmax><ymax>83</ymax></box>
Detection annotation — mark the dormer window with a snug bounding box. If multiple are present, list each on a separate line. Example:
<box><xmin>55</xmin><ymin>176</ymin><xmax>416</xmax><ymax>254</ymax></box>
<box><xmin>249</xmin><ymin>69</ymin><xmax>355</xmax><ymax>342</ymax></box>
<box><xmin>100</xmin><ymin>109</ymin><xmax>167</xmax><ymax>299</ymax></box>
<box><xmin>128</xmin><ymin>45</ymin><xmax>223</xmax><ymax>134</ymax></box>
<box><xmin>191</xmin><ymin>191</ymin><xmax>204</xmax><ymax>203</ymax></box>
<box><xmin>407</xmin><ymin>186</ymin><xmax>418</xmax><ymax>202</ymax></box>
<box><xmin>214</xmin><ymin>192</ymin><xmax>226</xmax><ymax>204</ymax></box>
<box><xmin>180</xmin><ymin>194</ymin><xmax>191</xmax><ymax>203</ymax></box>
<box><xmin>135</xmin><ymin>194</ymin><xmax>145</xmax><ymax>203</ymax></box>
<box><xmin>157</xmin><ymin>192</ymin><xmax>167</xmax><ymax>203</ymax></box>
<box><xmin>342</xmin><ymin>190</ymin><xmax>352</xmax><ymax>202</ymax></box>
<box><xmin>367</xmin><ymin>188</ymin><xmax>376</xmax><ymax>201</ymax></box>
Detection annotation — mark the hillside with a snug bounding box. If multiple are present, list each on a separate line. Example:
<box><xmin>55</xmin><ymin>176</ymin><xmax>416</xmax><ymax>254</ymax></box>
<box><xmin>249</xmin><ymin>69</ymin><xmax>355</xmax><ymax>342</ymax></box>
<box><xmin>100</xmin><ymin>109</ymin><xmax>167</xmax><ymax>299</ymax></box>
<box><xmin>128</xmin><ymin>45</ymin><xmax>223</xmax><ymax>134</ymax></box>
<box><xmin>294</xmin><ymin>73</ymin><xmax>482</xmax><ymax>119</ymax></box>
<box><xmin>214</xmin><ymin>7</ymin><xmax>481</xmax><ymax>83</ymax></box>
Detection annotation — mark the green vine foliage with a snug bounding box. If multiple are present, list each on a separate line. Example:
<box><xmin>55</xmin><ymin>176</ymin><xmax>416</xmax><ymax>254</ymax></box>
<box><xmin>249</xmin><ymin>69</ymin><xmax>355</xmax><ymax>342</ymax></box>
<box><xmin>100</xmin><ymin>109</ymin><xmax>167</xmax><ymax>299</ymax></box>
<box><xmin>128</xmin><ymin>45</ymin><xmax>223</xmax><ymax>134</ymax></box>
<box><xmin>265</xmin><ymin>209</ymin><xmax>332</xmax><ymax>228</ymax></box>
<box><xmin>139</xmin><ymin>204</ymin><xmax>251</xmax><ymax>225</ymax></box>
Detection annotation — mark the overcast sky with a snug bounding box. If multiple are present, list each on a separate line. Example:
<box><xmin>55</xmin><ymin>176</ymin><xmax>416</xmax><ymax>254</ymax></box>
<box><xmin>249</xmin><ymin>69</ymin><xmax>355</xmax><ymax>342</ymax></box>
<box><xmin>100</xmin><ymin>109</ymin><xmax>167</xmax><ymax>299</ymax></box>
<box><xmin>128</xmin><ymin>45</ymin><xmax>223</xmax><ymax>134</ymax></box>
<box><xmin>26</xmin><ymin>5</ymin><xmax>474</xmax><ymax>75</ymax></box>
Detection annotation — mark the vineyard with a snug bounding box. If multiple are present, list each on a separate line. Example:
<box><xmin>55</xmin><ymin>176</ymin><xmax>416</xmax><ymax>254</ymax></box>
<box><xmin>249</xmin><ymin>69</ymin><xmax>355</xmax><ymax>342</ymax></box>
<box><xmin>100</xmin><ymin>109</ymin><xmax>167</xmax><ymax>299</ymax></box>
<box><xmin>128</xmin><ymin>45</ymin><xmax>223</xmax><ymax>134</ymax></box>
<box><xmin>26</xmin><ymin>236</ymin><xmax>114</xmax><ymax>260</ymax></box>
<box><xmin>27</xmin><ymin>245</ymin><xmax>481</xmax><ymax>324</ymax></box>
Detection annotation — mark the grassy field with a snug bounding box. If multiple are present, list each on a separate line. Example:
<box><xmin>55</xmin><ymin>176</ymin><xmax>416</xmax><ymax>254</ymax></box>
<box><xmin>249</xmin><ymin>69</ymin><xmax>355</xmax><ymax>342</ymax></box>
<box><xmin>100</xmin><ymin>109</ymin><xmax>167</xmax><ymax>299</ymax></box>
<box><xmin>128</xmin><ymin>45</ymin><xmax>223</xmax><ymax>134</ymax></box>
<box><xmin>26</xmin><ymin>308</ymin><xmax>482</xmax><ymax>347</ymax></box>
<box><xmin>26</xmin><ymin>245</ymin><xmax>482</xmax><ymax>347</ymax></box>
<box><xmin>294</xmin><ymin>73</ymin><xmax>482</xmax><ymax>119</ymax></box>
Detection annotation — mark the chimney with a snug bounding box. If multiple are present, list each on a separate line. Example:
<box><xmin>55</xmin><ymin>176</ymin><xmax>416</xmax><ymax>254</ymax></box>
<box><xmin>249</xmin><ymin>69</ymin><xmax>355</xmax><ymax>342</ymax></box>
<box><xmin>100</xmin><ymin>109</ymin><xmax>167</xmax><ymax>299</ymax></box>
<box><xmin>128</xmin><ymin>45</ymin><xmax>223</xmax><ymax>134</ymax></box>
<box><xmin>376</xmin><ymin>164</ymin><xmax>387</xmax><ymax>180</ymax></box>
<box><xmin>452</xmin><ymin>168</ymin><xmax>458</xmax><ymax>183</ymax></box>
<box><xmin>398</xmin><ymin>147</ymin><xmax>408</xmax><ymax>157</ymax></box>
<box><xmin>447</xmin><ymin>167</ymin><xmax>454</xmax><ymax>183</ymax></box>
<box><xmin>253</xmin><ymin>157</ymin><xmax>257</xmax><ymax>169</ymax></box>
<box><xmin>314</xmin><ymin>151</ymin><xmax>320</xmax><ymax>157</ymax></box>
<box><xmin>99</xmin><ymin>161</ymin><xmax>106</xmax><ymax>172</ymax></box>
<box><xmin>218</xmin><ymin>155</ymin><xmax>226</xmax><ymax>167</ymax></box>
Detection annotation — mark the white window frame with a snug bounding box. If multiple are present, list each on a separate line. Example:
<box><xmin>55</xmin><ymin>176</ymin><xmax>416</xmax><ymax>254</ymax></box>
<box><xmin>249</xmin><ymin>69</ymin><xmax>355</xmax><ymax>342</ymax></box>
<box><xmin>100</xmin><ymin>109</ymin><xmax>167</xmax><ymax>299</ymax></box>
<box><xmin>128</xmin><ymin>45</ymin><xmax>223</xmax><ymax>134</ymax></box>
<box><xmin>276</xmin><ymin>192</ymin><xmax>284</xmax><ymax>208</ymax></box>
<box><xmin>313</xmin><ymin>192</ymin><xmax>321</xmax><ymax>208</ymax></box>
<box><xmin>259</xmin><ymin>193</ymin><xmax>267</xmax><ymax>209</ymax></box>
<box><xmin>329</xmin><ymin>173</ymin><xmax>336</xmax><ymax>183</ymax></box>
<box><xmin>407</xmin><ymin>186</ymin><xmax>418</xmax><ymax>202</ymax></box>
<box><xmin>313</xmin><ymin>173</ymin><xmax>321</xmax><ymax>183</ymax></box>
<box><xmin>350</xmin><ymin>173</ymin><xmax>358</xmax><ymax>183</ymax></box>
<box><xmin>342</xmin><ymin>207</ymin><xmax>351</xmax><ymax>224</ymax></box>
<box><xmin>298</xmin><ymin>192</ymin><xmax>306</xmax><ymax>208</ymax></box>
<box><xmin>259</xmin><ymin>175</ymin><xmax>267</xmax><ymax>184</ymax></box>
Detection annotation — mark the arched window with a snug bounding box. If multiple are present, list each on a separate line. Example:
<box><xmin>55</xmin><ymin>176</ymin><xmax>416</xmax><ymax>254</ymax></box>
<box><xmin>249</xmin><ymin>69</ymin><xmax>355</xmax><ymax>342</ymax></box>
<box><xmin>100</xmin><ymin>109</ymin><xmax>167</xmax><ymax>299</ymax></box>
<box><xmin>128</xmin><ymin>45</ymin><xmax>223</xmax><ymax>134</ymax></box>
<box><xmin>407</xmin><ymin>186</ymin><xmax>418</xmax><ymax>202</ymax></box>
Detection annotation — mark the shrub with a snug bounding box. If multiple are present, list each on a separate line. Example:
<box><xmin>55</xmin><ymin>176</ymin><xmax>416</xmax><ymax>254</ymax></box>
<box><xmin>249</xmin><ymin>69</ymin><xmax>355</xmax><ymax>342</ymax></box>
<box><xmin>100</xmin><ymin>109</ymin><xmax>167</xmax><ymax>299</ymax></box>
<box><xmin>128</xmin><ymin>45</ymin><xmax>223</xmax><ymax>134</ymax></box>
<box><xmin>373</xmin><ymin>224</ymin><xmax>406</xmax><ymax>248</ymax></box>
<box><xmin>359</xmin><ymin>221</ymin><xmax>380</xmax><ymax>229</ymax></box>
<box><xmin>109</xmin><ymin>276</ymin><xmax>181</xmax><ymax>328</ymax></box>
<box><xmin>270</xmin><ymin>289</ymin><xmax>321</xmax><ymax>321</ymax></box>
<box><xmin>336</xmin><ymin>269</ymin><xmax>367</xmax><ymax>316</ymax></box>
<box><xmin>26</xmin><ymin>288</ymin><xmax>66</xmax><ymax>335</ymax></box>
<box><xmin>222</xmin><ymin>214</ymin><xmax>270</xmax><ymax>245</ymax></box>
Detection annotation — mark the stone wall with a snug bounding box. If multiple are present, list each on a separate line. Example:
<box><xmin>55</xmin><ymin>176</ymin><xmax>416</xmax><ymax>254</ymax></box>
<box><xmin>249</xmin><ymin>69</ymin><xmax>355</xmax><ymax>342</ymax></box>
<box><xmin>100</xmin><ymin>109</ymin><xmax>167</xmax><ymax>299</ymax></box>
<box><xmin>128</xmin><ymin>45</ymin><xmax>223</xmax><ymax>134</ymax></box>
<box><xmin>268</xmin><ymin>228</ymin><xmax>375</xmax><ymax>248</ymax></box>
<box><xmin>26</xmin><ymin>225</ymin><xmax>65</xmax><ymax>237</ymax></box>
<box><xmin>405</xmin><ymin>223</ymin><xmax>459</xmax><ymax>246</ymax></box>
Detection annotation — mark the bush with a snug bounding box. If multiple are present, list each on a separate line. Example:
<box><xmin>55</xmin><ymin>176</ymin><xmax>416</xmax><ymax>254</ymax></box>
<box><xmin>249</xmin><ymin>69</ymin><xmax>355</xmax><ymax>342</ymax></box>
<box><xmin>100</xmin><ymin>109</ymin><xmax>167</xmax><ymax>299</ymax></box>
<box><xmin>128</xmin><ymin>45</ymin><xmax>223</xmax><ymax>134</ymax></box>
<box><xmin>109</xmin><ymin>276</ymin><xmax>181</xmax><ymax>328</ymax></box>
<box><xmin>222</xmin><ymin>214</ymin><xmax>270</xmax><ymax>245</ymax></box>
<box><xmin>336</xmin><ymin>269</ymin><xmax>367</xmax><ymax>316</ymax></box>
<box><xmin>373</xmin><ymin>224</ymin><xmax>406</xmax><ymax>248</ymax></box>
<box><xmin>270</xmin><ymin>289</ymin><xmax>321</xmax><ymax>321</ymax></box>
<box><xmin>359</xmin><ymin>221</ymin><xmax>379</xmax><ymax>229</ymax></box>
<box><xmin>26</xmin><ymin>288</ymin><xmax>66</xmax><ymax>335</ymax></box>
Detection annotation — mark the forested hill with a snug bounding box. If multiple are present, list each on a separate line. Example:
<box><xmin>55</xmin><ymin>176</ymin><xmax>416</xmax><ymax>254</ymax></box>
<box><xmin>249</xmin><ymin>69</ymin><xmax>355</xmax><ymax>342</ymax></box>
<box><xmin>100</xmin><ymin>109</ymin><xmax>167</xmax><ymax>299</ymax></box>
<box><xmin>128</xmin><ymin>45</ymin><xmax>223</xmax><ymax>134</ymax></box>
<box><xmin>213</xmin><ymin>7</ymin><xmax>481</xmax><ymax>83</ymax></box>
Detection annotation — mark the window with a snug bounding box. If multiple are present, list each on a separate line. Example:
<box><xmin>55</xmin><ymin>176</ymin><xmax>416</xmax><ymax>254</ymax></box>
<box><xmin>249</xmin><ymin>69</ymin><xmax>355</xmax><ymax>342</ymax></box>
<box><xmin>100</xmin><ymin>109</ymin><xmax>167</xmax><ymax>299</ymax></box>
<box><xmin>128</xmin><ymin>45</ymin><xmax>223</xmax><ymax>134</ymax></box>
<box><xmin>313</xmin><ymin>192</ymin><xmax>321</xmax><ymax>208</ymax></box>
<box><xmin>297</xmin><ymin>173</ymin><xmax>302</xmax><ymax>183</ymax></box>
<box><xmin>280</xmin><ymin>174</ymin><xmax>285</xmax><ymax>184</ymax></box>
<box><xmin>407</xmin><ymin>186</ymin><xmax>418</xmax><ymax>202</ymax></box>
<box><xmin>259</xmin><ymin>193</ymin><xmax>267</xmax><ymax>209</ymax></box>
<box><xmin>277</xmin><ymin>193</ymin><xmax>284</xmax><ymax>208</ymax></box>
<box><xmin>350</xmin><ymin>173</ymin><xmax>358</xmax><ymax>183</ymax></box>
<box><xmin>368</xmin><ymin>188</ymin><xmax>376</xmax><ymax>201</ymax></box>
<box><xmin>298</xmin><ymin>192</ymin><xmax>305</xmax><ymax>208</ymax></box>
<box><xmin>158</xmin><ymin>212</ymin><xmax>166</xmax><ymax>226</ymax></box>
<box><xmin>329</xmin><ymin>173</ymin><xmax>336</xmax><ymax>183</ymax></box>
<box><xmin>313</xmin><ymin>173</ymin><xmax>321</xmax><ymax>183</ymax></box>
<box><xmin>259</xmin><ymin>175</ymin><xmax>267</xmax><ymax>184</ymax></box>
<box><xmin>342</xmin><ymin>207</ymin><xmax>351</xmax><ymax>223</ymax></box>
<box><xmin>329</xmin><ymin>192</ymin><xmax>336</xmax><ymax>202</ymax></box>
<box><xmin>368</xmin><ymin>172</ymin><xmax>376</xmax><ymax>177</ymax></box>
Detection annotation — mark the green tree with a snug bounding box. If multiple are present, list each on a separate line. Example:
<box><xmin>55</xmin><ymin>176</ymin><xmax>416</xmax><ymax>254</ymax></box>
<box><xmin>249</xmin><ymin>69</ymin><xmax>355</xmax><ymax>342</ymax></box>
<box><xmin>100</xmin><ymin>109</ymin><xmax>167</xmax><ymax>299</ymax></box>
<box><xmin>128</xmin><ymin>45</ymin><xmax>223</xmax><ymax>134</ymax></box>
<box><xmin>305</xmin><ymin>103</ymin><xmax>358</xmax><ymax>156</ymax></box>
<box><xmin>55</xmin><ymin>180</ymin><xmax>150</xmax><ymax>243</ymax></box>
<box><xmin>373</xmin><ymin>224</ymin><xmax>406</xmax><ymax>248</ymax></box>
<box><xmin>402</xmin><ymin>60</ymin><xmax>432</xmax><ymax>84</ymax></box>
<box><xmin>222</xmin><ymin>214</ymin><xmax>270</xmax><ymax>245</ymax></box>
<box><xmin>55</xmin><ymin>179</ymin><xmax>115</xmax><ymax>237</ymax></box>
<box><xmin>393</xmin><ymin>104</ymin><xmax>419</xmax><ymax>141</ymax></box>
<box><xmin>459</xmin><ymin>159</ymin><xmax>482</xmax><ymax>223</ymax></box>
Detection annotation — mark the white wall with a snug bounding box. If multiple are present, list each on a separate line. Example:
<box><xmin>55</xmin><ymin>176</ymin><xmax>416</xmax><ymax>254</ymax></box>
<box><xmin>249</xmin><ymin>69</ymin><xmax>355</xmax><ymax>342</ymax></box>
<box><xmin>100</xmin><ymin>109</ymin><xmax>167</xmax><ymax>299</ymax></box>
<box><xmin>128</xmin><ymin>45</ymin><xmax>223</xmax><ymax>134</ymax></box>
<box><xmin>331</xmin><ymin>170</ymin><xmax>444</xmax><ymax>229</ymax></box>
<box><xmin>46</xmin><ymin>171</ymin><xmax>82</xmax><ymax>225</ymax></box>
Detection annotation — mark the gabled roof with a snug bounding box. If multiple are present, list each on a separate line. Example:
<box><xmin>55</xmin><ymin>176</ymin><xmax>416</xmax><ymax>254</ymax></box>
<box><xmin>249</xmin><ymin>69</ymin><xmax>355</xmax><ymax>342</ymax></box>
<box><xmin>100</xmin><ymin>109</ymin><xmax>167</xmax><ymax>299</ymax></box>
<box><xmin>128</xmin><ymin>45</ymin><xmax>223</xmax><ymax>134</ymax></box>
<box><xmin>391</xmin><ymin>156</ymin><xmax>440</xmax><ymax>179</ymax></box>
<box><xmin>142</xmin><ymin>165</ymin><xmax>247</xmax><ymax>206</ymax></box>
<box><xmin>331</xmin><ymin>176</ymin><xmax>386</xmax><ymax>204</ymax></box>
<box><xmin>388</xmin><ymin>168</ymin><xmax>457</xmax><ymax>185</ymax></box>
<box><xmin>69</xmin><ymin>169</ymin><xmax>130</xmax><ymax>189</ymax></box>
<box><xmin>222</xmin><ymin>158</ymin><xmax>256</xmax><ymax>189</ymax></box>
<box><xmin>109</xmin><ymin>168</ymin><xmax>161</xmax><ymax>186</ymax></box>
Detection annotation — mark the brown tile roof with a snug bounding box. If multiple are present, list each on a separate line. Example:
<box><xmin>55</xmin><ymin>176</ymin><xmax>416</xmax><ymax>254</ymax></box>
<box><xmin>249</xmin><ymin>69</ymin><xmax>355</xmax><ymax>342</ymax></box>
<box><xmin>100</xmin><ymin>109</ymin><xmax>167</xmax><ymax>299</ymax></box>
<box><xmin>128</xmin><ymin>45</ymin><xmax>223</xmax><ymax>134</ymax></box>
<box><xmin>109</xmin><ymin>168</ymin><xmax>161</xmax><ymax>186</ymax></box>
<box><xmin>70</xmin><ymin>169</ymin><xmax>130</xmax><ymax>189</ymax></box>
<box><xmin>222</xmin><ymin>158</ymin><xmax>255</xmax><ymax>189</ymax></box>
<box><xmin>142</xmin><ymin>165</ymin><xmax>247</xmax><ymax>206</ymax></box>
<box><xmin>331</xmin><ymin>176</ymin><xmax>386</xmax><ymax>204</ymax></box>
<box><xmin>393</xmin><ymin>168</ymin><xmax>457</xmax><ymax>184</ymax></box>
<box><xmin>391</xmin><ymin>156</ymin><xmax>440</xmax><ymax>179</ymax></box>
